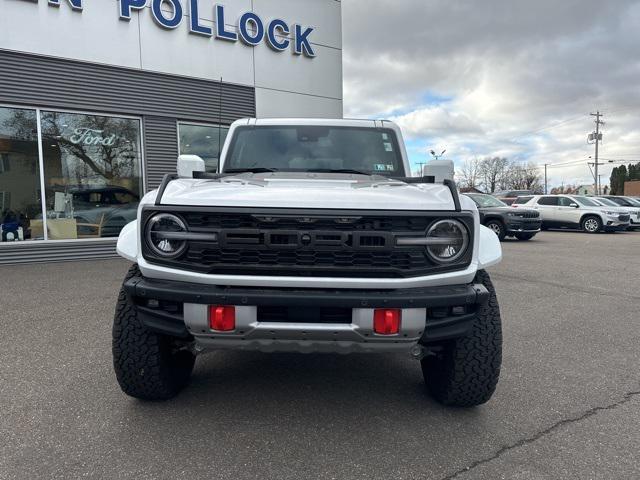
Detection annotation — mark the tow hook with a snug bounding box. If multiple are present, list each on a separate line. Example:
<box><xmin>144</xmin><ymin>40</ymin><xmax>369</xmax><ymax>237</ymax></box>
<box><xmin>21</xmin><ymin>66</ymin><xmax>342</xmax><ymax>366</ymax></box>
<box><xmin>410</xmin><ymin>344</ymin><xmax>430</xmax><ymax>360</ymax></box>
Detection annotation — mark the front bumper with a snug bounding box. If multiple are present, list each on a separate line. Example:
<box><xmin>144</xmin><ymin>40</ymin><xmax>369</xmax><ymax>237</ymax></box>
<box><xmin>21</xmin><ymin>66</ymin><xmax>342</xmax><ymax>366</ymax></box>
<box><xmin>124</xmin><ymin>275</ymin><xmax>489</xmax><ymax>354</ymax></box>
<box><xmin>506</xmin><ymin>218</ymin><xmax>541</xmax><ymax>234</ymax></box>
<box><xmin>604</xmin><ymin>217</ymin><xmax>630</xmax><ymax>230</ymax></box>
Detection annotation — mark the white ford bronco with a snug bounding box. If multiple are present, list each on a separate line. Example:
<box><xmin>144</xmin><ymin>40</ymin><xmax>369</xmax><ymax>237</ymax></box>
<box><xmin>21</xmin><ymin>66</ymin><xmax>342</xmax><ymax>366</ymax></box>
<box><xmin>113</xmin><ymin>118</ymin><xmax>503</xmax><ymax>407</ymax></box>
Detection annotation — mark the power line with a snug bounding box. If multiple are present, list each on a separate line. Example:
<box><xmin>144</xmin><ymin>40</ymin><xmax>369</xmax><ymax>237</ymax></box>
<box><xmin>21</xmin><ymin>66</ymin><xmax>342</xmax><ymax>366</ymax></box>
<box><xmin>505</xmin><ymin>114</ymin><xmax>587</xmax><ymax>143</ymax></box>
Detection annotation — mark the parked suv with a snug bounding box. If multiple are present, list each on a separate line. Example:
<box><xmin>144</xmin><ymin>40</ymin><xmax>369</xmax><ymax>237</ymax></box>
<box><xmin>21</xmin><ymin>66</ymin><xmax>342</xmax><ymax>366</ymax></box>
<box><xmin>515</xmin><ymin>195</ymin><xmax>630</xmax><ymax>233</ymax></box>
<box><xmin>598</xmin><ymin>196</ymin><xmax>640</xmax><ymax>229</ymax></box>
<box><xmin>496</xmin><ymin>190</ymin><xmax>534</xmax><ymax>206</ymax></box>
<box><xmin>113</xmin><ymin>118</ymin><xmax>504</xmax><ymax>407</ymax></box>
<box><xmin>464</xmin><ymin>193</ymin><xmax>541</xmax><ymax>241</ymax></box>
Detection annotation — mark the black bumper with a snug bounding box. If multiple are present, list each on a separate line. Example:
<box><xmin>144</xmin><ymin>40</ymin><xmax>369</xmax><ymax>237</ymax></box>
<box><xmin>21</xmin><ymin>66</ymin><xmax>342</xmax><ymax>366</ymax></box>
<box><xmin>506</xmin><ymin>220</ymin><xmax>541</xmax><ymax>234</ymax></box>
<box><xmin>124</xmin><ymin>275</ymin><xmax>489</xmax><ymax>344</ymax></box>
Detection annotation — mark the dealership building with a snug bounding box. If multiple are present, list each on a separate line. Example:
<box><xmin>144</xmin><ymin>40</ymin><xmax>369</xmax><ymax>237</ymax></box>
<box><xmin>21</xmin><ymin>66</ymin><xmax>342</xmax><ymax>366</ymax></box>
<box><xmin>0</xmin><ymin>0</ymin><xmax>343</xmax><ymax>263</ymax></box>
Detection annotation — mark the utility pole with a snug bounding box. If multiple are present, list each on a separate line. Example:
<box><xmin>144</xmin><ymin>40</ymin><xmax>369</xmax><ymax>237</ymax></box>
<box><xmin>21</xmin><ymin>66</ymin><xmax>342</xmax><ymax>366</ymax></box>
<box><xmin>544</xmin><ymin>164</ymin><xmax>549</xmax><ymax>194</ymax></box>
<box><xmin>415</xmin><ymin>162</ymin><xmax>427</xmax><ymax>177</ymax></box>
<box><xmin>589</xmin><ymin>112</ymin><xmax>604</xmax><ymax>195</ymax></box>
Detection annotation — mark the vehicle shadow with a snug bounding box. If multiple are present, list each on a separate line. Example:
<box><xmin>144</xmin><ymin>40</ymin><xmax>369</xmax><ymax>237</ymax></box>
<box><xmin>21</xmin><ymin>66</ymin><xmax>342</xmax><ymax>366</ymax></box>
<box><xmin>118</xmin><ymin>350</ymin><xmax>490</xmax><ymax>436</ymax></box>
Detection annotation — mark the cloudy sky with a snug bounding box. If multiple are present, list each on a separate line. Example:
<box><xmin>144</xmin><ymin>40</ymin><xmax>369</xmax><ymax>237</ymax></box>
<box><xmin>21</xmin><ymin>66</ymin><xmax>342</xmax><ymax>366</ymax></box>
<box><xmin>341</xmin><ymin>0</ymin><xmax>640</xmax><ymax>188</ymax></box>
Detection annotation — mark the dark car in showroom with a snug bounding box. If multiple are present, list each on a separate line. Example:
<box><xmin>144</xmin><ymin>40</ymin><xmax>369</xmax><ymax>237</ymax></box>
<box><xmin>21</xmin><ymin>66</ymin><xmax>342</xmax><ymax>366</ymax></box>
<box><xmin>464</xmin><ymin>193</ymin><xmax>541</xmax><ymax>241</ymax></box>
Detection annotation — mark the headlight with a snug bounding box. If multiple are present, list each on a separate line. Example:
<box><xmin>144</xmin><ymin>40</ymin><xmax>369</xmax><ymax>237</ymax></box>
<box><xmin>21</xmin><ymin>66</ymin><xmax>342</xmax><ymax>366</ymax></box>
<box><xmin>145</xmin><ymin>213</ymin><xmax>188</xmax><ymax>258</ymax></box>
<box><xmin>604</xmin><ymin>211</ymin><xmax>617</xmax><ymax>216</ymax></box>
<box><xmin>425</xmin><ymin>219</ymin><xmax>470</xmax><ymax>264</ymax></box>
<box><xmin>507</xmin><ymin>212</ymin><xmax>519</xmax><ymax>217</ymax></box>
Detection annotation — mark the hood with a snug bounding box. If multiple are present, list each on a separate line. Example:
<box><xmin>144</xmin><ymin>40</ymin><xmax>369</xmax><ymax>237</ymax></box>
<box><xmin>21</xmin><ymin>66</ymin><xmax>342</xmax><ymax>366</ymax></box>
<box><xmin>156</xmin><ymin>172</ymin><xmax>457</xmax><ymax>211</ymax></box>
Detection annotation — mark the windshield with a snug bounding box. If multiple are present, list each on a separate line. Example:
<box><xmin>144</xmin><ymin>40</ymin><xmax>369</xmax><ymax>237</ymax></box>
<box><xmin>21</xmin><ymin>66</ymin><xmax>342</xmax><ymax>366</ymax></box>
<box><xmin>467</xmin><ymin>194</ymin><xmax>507</xmax><ymax>208</ymax></box>
<box><xmin>625</xmin><ymin>197</ymin><xmax>640</xmax><ymax>207</ymax></box>
<box><xmin>223</xmin><ymin>126</ymin><xmax>405</xmax><ymax>175</ymax></box>
<box><xmin>595</xmin><ymin>197</ymin><xmax>619</xmax><ymax>207</ymax></box>
<box><xmin>574</xmin><ymin>196</ymin><xmax>599</xmax><ymax>207</ymax></box>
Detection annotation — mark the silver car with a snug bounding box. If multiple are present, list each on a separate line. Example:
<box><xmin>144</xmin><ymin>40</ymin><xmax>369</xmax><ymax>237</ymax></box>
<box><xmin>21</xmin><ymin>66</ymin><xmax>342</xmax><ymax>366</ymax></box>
<box><xmin>597</xmin><ymin>196</ymin><xmax>640</xmax><ymax>229</ymax></box>
<box><xmin>513</xmin><ymin>195</ymin><xmax>630</xmax><ymax>233</ymax></box>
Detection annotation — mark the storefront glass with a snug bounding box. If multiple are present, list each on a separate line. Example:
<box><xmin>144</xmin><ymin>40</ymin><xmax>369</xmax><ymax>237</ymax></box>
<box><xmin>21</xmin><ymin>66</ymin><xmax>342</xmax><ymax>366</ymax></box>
<box><xmin>40</xmin><ymin>111</ymin><xmax>143</xmax><ymax>239</ymax></box>
<box><xmin>0</xmin><ymin>107</ymin><xmax>43</xmax><ymax>242</ymax></box>
<box><xmin>178</xmin><ymin>123</ymin><xmax>228</xmax><ymax>172</ymax></box>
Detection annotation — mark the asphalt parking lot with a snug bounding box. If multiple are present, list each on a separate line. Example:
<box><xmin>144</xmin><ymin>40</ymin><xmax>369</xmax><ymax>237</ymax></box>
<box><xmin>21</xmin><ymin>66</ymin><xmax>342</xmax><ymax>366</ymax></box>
<box><xmin>1</xmin><ymin>230</ymin><xmax>639</xmax><ymax>480</ymax></box>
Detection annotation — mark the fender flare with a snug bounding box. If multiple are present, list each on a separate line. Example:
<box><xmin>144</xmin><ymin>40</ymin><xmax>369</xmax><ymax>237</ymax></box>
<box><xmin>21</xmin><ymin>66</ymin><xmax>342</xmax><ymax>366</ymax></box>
<box><xmin>116</xmin><ymin>220</ymin><xmax>138</xmax><ymax>262</ymax></box>
<box><xmin>477</xmin><ymin>224</ymin><xmax>502</xmax><ymax>269</ymax></box>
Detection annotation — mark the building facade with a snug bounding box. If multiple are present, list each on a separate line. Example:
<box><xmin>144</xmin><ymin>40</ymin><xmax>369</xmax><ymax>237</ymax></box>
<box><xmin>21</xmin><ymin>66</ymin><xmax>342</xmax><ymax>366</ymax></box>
<box><xmin>0</xmin><ymin>0</ymin><xmax>343</xmax><ymax>263</ymax></box>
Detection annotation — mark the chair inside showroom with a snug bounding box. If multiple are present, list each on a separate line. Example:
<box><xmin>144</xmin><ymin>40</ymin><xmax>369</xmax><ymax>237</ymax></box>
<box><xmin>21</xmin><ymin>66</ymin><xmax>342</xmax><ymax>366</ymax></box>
<box><xmin>76</xmin><ymin>214</ymin><xmax>106</xmax><ymax>239</ymax></box>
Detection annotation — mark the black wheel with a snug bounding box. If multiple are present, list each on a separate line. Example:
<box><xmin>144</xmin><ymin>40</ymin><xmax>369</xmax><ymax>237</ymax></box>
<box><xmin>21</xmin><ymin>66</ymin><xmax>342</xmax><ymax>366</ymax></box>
<box><xmin>112</xmin><ymin>265</ymin><xmax>195</xmax><ymax>401</ymax></box>
<box><xmin>581</xmin><ymin>215</ymin><xmax>602</xmax><ymax>234</ymax></box>
<box><xmin>485</xmin><ymin>220</ymin><xmax>506</xmax><ymax>241</ymax></box>
<box><xmin>421</xmin><ymin>270</ymin><xmax>502</xmax><ymax>407</ymax></box>
<box><xmin>515</xmin><ymin>232</ymin><xmax>536</xmax><ymax>241</ymax></box>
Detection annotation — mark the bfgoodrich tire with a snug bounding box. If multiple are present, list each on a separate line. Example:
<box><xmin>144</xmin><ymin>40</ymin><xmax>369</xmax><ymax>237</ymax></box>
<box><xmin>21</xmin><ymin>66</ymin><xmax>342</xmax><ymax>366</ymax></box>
<box><xmin>112</xmin><ymin>265</ymin><xmax>195</xmax><ymax>401</ymax></box>
<box><xmin>421</xmin><ymin>270</ymin><xmax>502</xmax><ymax>407</ymax></box>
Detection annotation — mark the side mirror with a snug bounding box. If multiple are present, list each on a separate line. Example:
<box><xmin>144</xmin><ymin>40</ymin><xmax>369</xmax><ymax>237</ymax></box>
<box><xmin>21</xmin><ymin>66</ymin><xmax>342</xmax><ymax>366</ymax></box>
<box><xmin>177</xmin><ymin>154</ymin><xmax>205</xmax><ymax>178</ymax></box>
<box><xmin>570</xmin><ymin>203</ymin><xmax>579</xmax><ymax>208</ymax></box>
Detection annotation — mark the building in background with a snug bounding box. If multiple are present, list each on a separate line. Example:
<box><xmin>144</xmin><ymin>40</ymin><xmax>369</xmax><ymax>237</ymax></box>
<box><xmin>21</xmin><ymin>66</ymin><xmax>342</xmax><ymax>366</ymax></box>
<box><xmin>0</xmin><ymin>0</ymin><xmax>343</xmax><ymax>263</ymax></box>
<box><xmin>624</xmin><ymin>180</ymin><xmax>640</xmax><ymax>196</ymax></box>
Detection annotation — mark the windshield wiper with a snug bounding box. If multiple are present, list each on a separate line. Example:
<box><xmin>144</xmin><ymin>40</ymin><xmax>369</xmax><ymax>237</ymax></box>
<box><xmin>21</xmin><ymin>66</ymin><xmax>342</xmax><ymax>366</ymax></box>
<box><xmin>308</xmin><ymin>169</ymin><xmax>374</xmax><ymax>176</ymax></box>
<box><xmin>224</xmin><ymin>168</ymin><xmax>278</xmax><ymax>174</ymax></box>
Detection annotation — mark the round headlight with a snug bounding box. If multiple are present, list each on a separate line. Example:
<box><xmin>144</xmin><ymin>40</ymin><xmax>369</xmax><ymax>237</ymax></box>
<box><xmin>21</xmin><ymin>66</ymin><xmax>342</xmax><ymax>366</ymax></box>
<box><xmin>426</xmin><ymin>219</ymin><xmax>469</xmax><ymax>264</ymax></box>
<box><xmin>145</xmin><ymin>213</ymin><xmax>188</xmax><ymax>258</ymax></box>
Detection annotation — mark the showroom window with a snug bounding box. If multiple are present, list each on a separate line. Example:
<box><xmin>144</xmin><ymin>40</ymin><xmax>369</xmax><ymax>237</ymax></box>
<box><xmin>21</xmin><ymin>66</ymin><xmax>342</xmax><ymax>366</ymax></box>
<box><xmin>0</xmin><ymin>107</ymin><xmax>42</xmax><ymax>242</ymax></box>
<box><xmin>178</xmin><ymin>123</ymin><xmax>228</xmax><ymax>172</ymax></box>
<box><xmin>0</xmin><ymin>106</ymin><xmax>143</xmax><ymax>244</ymax></box>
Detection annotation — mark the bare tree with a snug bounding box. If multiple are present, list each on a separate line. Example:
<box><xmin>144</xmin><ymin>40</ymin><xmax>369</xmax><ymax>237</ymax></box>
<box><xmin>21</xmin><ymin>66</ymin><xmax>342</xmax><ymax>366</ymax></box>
<box><xmin>504</xmin><ymin>162</ymin><xmax>543</xmax><ymax>193</ymax></box>
<box><xmin>478</xmin><ymin>157</ymin><xmax>509</xmax><ymax>193</ymax></box>
<box><xmin>456</xmin><ymin>157</ymin><xmax>481</xmax><ymax>189</ymax></box>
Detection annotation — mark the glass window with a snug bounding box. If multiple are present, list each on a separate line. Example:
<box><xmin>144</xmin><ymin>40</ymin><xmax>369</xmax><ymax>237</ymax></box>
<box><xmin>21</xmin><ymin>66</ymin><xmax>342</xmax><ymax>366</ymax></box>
<box><xmin>466</xmin><ymin>194</ymin><xmax>507</xmax><ymax>208</ymax></box>
<box><xmin>594</xmin><ymin>197</ymin><xmax>618</xmax><ymax>207</ymax></box>
<box><xmin>537</xmin><ymin>196</ymin><xmax>559</xmax><ymax>206</ymax></box>
<box><xmin>572</xmin><ymin>196</ymin><xmax>598</xmax><ymax>207</ymax></box>
<box><xmin>178</xmin><ymin>123</ymin><xmax>228</xmax><ymax>173</ymax></box>
<box><xmin>513</xmin><ymin>196</ymin><xmax>533</xmax><ymax>205</ymax></box>
<box><xmin>0</xmin><ymin>107</ymin><xmax>43</xmax><ymax>242</ymax></box>
<box><xmin>224</xmin><ymin>126</ymin><xmax>405</xmax><ymax>176</ymax></box>
<box><xmin>40</xmin><ymin>111</ymin><xmax>143</xmax><ymax>239</ymax></box>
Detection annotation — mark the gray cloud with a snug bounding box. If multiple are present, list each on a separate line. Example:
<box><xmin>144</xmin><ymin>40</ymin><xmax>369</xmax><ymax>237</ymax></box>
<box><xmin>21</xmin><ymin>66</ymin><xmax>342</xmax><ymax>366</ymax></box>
<box><xmin>342</xmin><ymin>0</ymin><xmax>640</xmax><ymax>186</ymax></box>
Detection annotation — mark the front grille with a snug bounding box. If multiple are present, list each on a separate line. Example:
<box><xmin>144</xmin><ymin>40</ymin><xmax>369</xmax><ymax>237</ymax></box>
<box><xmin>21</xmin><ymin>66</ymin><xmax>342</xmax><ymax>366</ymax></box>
<box><xmin>142</xmin><ymin>208</ymin><xmax>474</xmax><ymax>278</ymax></box>
<box><xmin>619</xmin><ymin>214</ymin><xmax>630</xmax><ymax>222</ymax></box>
<box><xmin>515</xmin><ymin>211</ymin><xmax>539</xmax><ymax>219</ymax></box>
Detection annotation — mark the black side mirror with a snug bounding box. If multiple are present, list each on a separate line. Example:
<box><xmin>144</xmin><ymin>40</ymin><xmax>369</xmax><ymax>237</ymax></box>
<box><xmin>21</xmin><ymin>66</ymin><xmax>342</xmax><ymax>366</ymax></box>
<box><xmin>570</xmin><ymin>203</ymin><xmax>579</xmax><ymax>208</ymax></box>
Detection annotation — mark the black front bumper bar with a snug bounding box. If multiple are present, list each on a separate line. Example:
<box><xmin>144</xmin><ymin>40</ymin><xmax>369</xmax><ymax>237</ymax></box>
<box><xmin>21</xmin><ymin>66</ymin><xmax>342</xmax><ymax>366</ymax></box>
<box><xmin>124</xmin><ymin>275</ymin><xmax>489</xmax><ymax>344</ymax></box>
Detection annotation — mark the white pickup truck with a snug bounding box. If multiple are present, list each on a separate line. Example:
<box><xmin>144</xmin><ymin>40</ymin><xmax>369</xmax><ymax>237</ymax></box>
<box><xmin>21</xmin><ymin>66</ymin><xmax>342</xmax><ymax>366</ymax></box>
<box><xmin>113</xmin><ymin>118</ymin><xmax>503</xmax><ymax>407</ymax></box>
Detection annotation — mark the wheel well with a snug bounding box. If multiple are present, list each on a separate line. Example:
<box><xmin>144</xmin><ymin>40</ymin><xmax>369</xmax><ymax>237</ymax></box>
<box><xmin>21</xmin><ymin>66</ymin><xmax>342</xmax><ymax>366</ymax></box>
<box><xmin>580</xmin><ymin>213</ymin><xmax>602</xmax><ymax>225</ymax></box>
<box><xmin>484</xmin><ymin>216</ymin><xmax>505</xmax><ymax>226</ymax></box>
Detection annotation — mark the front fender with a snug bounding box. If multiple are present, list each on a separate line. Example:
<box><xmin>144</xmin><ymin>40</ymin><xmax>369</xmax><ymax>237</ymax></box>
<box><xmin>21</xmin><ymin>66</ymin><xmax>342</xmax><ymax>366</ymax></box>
<box><xmin>116</xmin><ymin>220</ymin><xmax>138</xmax><ymax>262</ymax></box>
<box><xmin>477</xmin><ymin>224</ymin><xmax>502</xmax><ymax>269</ymax></box>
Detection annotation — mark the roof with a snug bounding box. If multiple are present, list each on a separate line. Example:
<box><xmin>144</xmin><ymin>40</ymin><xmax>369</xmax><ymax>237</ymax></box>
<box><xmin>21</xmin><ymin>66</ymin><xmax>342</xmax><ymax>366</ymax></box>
<box><xmin>232</xmin><ymin>118</ymin><xmax>399</xmax><ymax>129</ymax></box>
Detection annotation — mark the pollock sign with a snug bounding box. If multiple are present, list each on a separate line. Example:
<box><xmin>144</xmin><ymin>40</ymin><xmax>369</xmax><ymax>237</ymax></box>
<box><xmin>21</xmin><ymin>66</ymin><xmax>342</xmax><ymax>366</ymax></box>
<box><xmin>42</xmin><ymin>0</ymin><xmax>316</xmax><ymax>57</ymax></box>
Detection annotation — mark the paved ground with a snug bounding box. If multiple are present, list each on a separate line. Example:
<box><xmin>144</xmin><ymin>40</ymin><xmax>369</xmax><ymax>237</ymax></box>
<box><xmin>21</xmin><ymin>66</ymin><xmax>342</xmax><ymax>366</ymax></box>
<box><xmin>1</xmin><ymin>230</ymin><xmax>639</xmax><ymax>479</ymax></box>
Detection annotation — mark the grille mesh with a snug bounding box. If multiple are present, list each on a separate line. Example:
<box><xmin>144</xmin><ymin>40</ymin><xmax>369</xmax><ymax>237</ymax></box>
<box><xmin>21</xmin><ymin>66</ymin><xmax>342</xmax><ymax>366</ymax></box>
<box><xmin>143</xmin><ymin>209</ymin><xmax>474</xmax><ymax>278</ymax></box>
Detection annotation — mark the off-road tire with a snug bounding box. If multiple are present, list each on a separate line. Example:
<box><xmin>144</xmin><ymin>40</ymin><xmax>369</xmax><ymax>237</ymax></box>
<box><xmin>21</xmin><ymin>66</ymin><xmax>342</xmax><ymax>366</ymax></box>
<box><xmin>581</xmin><ymin>215</ymin><xmax>602</xmax><ymax>234</ymax></box>
<box><xmin>421</xmin><ymin>270</ymin><xmax>502</xmax><ymax>407</ymax></box>
<box><xmin>112</xmin><ymin>265</ymin><xmax>195</xmax><ymax>401</ymax></box>
<box><xmin>485</xmin><ymin>220</ymin><xmax>506</xmax><ymax>241</ymax></box>
<box><xmin>515</xmin><ymin>232</ymin><xmax>536</xmax><ymax>241</ymax></box>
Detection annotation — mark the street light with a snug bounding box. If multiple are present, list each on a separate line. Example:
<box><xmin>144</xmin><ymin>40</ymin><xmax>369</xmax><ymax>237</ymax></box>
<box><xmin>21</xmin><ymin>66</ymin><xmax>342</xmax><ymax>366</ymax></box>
<box><xmin>430</xmin><ymin>149</ymin><xmax>446</xmax><ymax>160</ymax></box>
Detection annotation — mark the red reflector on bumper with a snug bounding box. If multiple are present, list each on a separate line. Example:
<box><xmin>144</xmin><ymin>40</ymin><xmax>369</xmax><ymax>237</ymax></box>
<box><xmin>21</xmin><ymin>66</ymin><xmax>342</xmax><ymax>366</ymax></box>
<box><xmin>373</xmin><ymin>309</ymin><xmax>401</xmax><ymax>335</ymax></box>
<box><xmin>209</xmin><ymin>305</ymin><xmax>236</xmax><ymax>331</ymax></box>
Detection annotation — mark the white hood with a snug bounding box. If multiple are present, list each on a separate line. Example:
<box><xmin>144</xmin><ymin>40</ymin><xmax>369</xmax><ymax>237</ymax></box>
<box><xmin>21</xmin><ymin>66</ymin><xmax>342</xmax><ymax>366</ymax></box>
<box><xmin>156</xmin><ymin>173</ymin><xmax>457</xmax><ymax>211</ymax></box>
